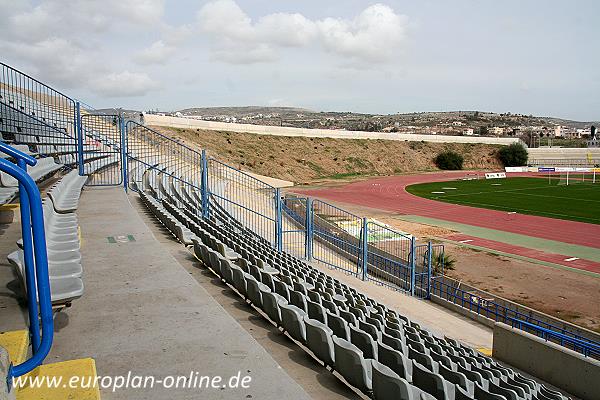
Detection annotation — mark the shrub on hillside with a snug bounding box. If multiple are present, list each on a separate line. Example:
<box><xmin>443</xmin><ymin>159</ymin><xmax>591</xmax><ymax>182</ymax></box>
<box><xmin>498</xmin><ymin>143</ymin><xmax>528</xmax><ymax>167</ymax></box>
<box><xmin>434</xmin><ymin>151</ymin><xmax>464</xmax><ymax>170</ymax></box>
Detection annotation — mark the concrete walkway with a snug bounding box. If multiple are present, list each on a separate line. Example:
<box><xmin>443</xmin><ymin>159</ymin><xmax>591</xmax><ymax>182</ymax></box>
<box><xmin>46</xmin><ymin>187</ymin><xmax>311</xmax><ymax>400</ymax></box>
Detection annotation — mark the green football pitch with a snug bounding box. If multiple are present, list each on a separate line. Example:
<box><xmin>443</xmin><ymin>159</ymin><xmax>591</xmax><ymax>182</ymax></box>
<box><xmin>405</xmin><ymin>177</ymin><xmax>600</xmax><ymax>224</ymax></box>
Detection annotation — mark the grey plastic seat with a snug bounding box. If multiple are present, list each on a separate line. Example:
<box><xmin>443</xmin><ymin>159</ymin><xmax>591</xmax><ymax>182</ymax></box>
<box><xmin>359</xmin><ymin>319</ymin><xmax>381</xmax><ymax>341</ymax></box>
<box><xmin>262</xmin><ymin>291</ymin><xmax>286</xmax><ymax>327</ymax></box>
<box><xmin>8</xmin><ymin>250</ymin><xmax>82</xmax><ymax>279</ymax></box>
<box><xmin>438</xmin><ymin>363</ymin><xmax>474</xmax><ymax>396</ymax></box>
<box><xmin>339</xmin><ymin>309</ymin><xmax>358</xmax><ymax>327</ymax></box>
<box><xmin>488</xmin><ymin>380</ymin><xmax>519</xmax><ymax>400</ymax></box>
<box><xmin>409</xmin><ymin>346</ymin><xmax>438</xmax><ymax>373</ymax></box>
<box><xmin>273</xmin><ymin>279</ymin><xmax>290</xmax><ymax>301</ymax></box>
<box><xmin>306</xmin><ymin>299</ymin><xmax>327</xmax><ymax>324</ymax></box>
<box><xmin>326</xmin><ymin>311</ymin><xmax>350</xmax><ymax>340</ymax></box>
<box><xmin>303</xmin><ymin>316</ymin><xmax>335</xmax><ymax>368</ymax></box>
<box><xmin>279</xmin><ymin>301</ymin><xmax>307</xmax><ymax>343</ymax></box>
<box><xmin>47</xmin><ymin>170</ymin><xmax>88</xmax><ymax>213</ymax></box>
<box><xmin>456</xmin><ymin>363</ymin><xmax>485</xmax><ymax>387</ymax></box>
<box><xmin>454</xmin><ymin>384</ymin><xmax>475</xmax><ymax>400</ymax></box>
<box><xmin>246</xmin><ymin>275</ymin><xmax>267</xmax><ymax>308</ymax></box>
<box><xmin>232</xmin><ymin>268</ymin><xmax>248</xmax><ymax>298</ymax></box>
<box><xmin>289</xmin><ymin>289</ymin><xmax>307</xmax><ymax>312</ymax></box>
<box><xmin>475</xmin><ymin>382</ymin><xmax>511</xmax><ymax>400</ymax></box>
<box><xmin>49</xmin><ymin>277</ymin><xmax>84</xmax><ymax>305</ymax></box>
<box><xmin>219</xmin><ymin>258</ymin><xmax>235</xmax><ymax>285</ymax></box>
<box><xmin>372</xmin><ymin>360</ymin><xmax>436</xmax><ymax>400</ymax></box>
<box><xmin>378</xmin><ymin>340</ymin><xmax>413</xmax><ymax>381</ymax></box>
<box><xmin>381</xmin><ymin>331</ymin><xmax>408</xmax><ymax>355</ymax></box>
<box><xmin>430</xmin><ymin>349</ymin><xmax>455</xmax><ymax>370</ymax></box>
<box><xmin>332</xmin><ymin>336</ymin><xmax>373</xmax><ymax>394</ymax></box>
<box><xmin>350</xmin><ymin>324</ymin><xmax>377</xmax><ymax>360</ymax></box>
<box><xmin>411</xmin><ymin>360</ymin><xmax>454</xmax><ymax>400</ymax></box>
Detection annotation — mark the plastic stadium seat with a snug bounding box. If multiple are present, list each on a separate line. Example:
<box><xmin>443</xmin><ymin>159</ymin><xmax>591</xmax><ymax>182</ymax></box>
<box><xmin>438</xmin><ymin>363</ymin><xmax>474</xmax><ymax>396</ymax></box>
<box><xmin>350</xmin><ymin>324</ymin><xmax>378</xmax><ymax>361</ymax></box>
<box><xmin>47</xmin><ymin>170</ymin><xmax>88</xmax><ymax>213</ymax></box>
<box><xmin>377</xmin><ymin>340</ymin><xmax>413</xmax><ymax>382</ymax></box>
<box><xmin>325</xmin><ymin>311</ymin><xmax>350</xmax><ymax>341</ymax></box>
<box><xmin>279</xmin><ymin>301</ymin><xmax>307</xmax><ymax>344</ymax></box>
<box><xmin>262</xmin><ymin>291</ymin><xmax>286</xmax><ymax>327</ymax></box>
<box><xmin>371</xmin><ymin>360</ymin><xmax>435</xmax><ymax>400</ymax></box>
<box><xmin>246</xmin><ymin>275</ymin><xmax>268</xmax><ymax>309</ymax></box>
<box><xmin>411</xmin><ymin>360</ymin><xmax>455</xmax><ymax>400</ymax></box>
<box><xmin>8</xmin><ymin>250</ymin><xmax>82</xmax><ymax>279</ymax></box>
<box><xmin>303</xmin><ymin>316</ymin><xmax>335</xmax><ymax>368</ymax></box>
<box><xmin>306</xmin><ymin>299</ymin><xmax>327</xmax><ymax>324</ymax></box>
<box><xmin>332</xmin><ymin>336</ymin><xmax>373</xmax><ymax>394</ymax></box>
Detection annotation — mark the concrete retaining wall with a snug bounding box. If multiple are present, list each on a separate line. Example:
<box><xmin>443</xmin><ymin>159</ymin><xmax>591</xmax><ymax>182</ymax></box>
<box><xmin>145</xmin><ymin>114</ymin><xmax>522</xmax><ymax>145</ymax></box>
<box><xmin>493</xmin><ymin>323</ymin><xmax>600</xmax><ymax>400</ymax></box>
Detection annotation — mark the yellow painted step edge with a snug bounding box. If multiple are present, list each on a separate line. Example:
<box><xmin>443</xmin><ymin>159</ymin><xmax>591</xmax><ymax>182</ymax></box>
<box><xmin>15</xmin><ymin>358</ymin><xmax>100</xmax><ymax>400</ymax></box>
<box><xmin>0</xmin><ymin>330</ymin><xmax>29</xmax><ymax>365</ymax></box>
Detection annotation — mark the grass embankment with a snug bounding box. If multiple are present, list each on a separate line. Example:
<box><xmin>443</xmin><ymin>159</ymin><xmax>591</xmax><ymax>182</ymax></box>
<box><xmin>151</xmin><ymin>126</ymin><xmax>503</xmax><ymax>184</ymax></box>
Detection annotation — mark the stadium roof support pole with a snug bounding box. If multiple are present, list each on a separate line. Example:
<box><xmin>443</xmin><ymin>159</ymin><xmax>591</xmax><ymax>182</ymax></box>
<box><xmin>305</xmin><ymin>198</ymin><xmax>313</xmax><ymax>261</ymax></box>
<box><xmin>361</xmin><ymin>217</ymin><xmax>368</xmax><ymax>281</ymax></box>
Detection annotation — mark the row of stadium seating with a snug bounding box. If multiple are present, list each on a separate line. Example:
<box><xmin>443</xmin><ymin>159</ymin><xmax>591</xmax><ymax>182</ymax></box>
<box><xmin>139</xmin><ymin>167</ymin><xmax>571</xmax><ymax>400</ymax></box>
<box><xmin>6</xmin><ymin>169</ymin><xmax>86</xmax><ymax>306</ymax></box>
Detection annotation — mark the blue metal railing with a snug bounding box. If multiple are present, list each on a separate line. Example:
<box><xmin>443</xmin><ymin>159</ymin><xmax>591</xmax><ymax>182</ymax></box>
<box><xmin>431</xmin><ymin>278</ymin><xmax>600</xmax><ymax>358</ymax></box>
<box><xmin>0</xmin><ymin>143</ymin><xmax>53</xmax><ymax>382</ymax></box>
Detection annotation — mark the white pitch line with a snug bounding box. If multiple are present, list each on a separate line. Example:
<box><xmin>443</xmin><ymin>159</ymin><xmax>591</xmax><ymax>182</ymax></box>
<box><xmin>459</xmin><ymin>239</ymin><xmax>474</xmax><ymax>243</ymax></box>
<box><xmin>564</xmin><ymin>257</ymin><xmax>579</xmax><ymax>262</ymax></box>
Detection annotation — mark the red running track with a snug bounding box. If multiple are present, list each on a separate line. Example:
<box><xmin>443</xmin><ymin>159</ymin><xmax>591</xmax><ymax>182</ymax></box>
<box><xmin>294</xmin><ymin>171</ymin><xmax>600</xmax><ymax>249</ymax></box>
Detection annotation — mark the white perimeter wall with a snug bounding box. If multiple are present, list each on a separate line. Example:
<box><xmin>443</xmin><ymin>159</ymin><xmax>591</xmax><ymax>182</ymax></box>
<box><xmin>145</xmin><ymin>114</ymin><xmax>522</xmax><ymax>146</ymax></box>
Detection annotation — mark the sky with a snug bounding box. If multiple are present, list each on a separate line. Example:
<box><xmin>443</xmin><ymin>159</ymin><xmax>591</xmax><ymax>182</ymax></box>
<box><xmin>1</xmin><ymin>0</ymin><xmax>599</xmax><ymax>121</ymax></box>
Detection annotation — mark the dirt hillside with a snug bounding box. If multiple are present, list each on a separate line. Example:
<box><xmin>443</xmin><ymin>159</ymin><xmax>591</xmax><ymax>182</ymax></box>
<box><xmin>151</xmin><ymin>126</ymin><xmax>503</xmax><ymax>184</ymax></box>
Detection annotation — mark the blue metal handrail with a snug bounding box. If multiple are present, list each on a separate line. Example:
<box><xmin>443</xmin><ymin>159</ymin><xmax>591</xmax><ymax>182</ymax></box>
<box><xmin>431</xmin><ymin>278</ymin><xmax>600</xmax><ymax>358</ymax></box>
<box><xmin>0</xmin><ymin>145</ymin><xmax>54</xmax><ymax>381</ymax></box>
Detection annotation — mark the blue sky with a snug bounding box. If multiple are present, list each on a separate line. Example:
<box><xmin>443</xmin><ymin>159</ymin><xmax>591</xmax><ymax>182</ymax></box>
<box><xmin>1</xmin><ymin>0</ymin><xmax>598</xmax><ymax>120</ymax></box>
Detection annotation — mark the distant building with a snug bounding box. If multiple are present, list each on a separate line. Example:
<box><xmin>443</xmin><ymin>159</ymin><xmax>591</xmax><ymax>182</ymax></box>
<box><xmin>554</xmin><ymin>126</ymin><xmax>563</xmax><ymax>137</ymax></box>
<box><xmin>452</xmin><ymin>121</ymin><xmax>464</xmax><ymax>126</ymax></box>
<box><xmin>462</xmin><ymin>128</ymin><xmax>474</xmax><ymax>136</ymax></box>
<box><xmin>491</xmin><ymin>127</ymin><xmax>504</xmax><ymax>135</ymax></box>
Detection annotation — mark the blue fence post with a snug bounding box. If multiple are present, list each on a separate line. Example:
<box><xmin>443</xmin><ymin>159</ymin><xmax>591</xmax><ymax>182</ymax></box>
<box><xmin>361</xmin><ymin>217</ymin><xmax>368</xmax><ymax>281</ymax></box>
<box><xmin>76</xmin><ymin>102</ymin><xmax>84</xmax><ymax>176</ymax></box>
<box><xmin>275</xmin><ymin>188</ymin><xmax>283</xmax><ymax>252</ymax></box>
<box><xmin>427</xmin><ymin>241</ymin><xmax>433</xmax><ymax>299</ymax></box>
<box><xmin>410</xmin><ymin>236</ymin><xmax>416</xmax><ymax>296</ymax></box>
<box><xmin>305</xmin><ymin>198</ymin><xmax>313</xmax><ymax>261</ymax></box>
<box><xmin>200</xmin><ymin>150</ymin><xmax>209</xmax><ymax>219</ymax></box>
<box><xmin>16</xmin><ymin>158</ymin><xmax>40</xmax><ymax>353</ymax></box>
<box><xmin>120</xmin><ymin>116</ymin><xmax>128</xmax><ymax>192</ymax></box>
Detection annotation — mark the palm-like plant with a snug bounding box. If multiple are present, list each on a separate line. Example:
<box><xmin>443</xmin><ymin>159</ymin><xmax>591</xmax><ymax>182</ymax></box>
<box><xmin>432</xmin><ymin>252</ymin><xmax>455</xmax><ymax>276</ymax></box>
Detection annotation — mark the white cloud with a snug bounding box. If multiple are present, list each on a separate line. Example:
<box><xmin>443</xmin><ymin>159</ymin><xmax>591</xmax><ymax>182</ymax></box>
<box><xmin>0</xmin><ymin>0</ymin><xmax>164</xmax><ymax>98</ymax></box>
<box><xmin>91</xmin><ymin>71</ymin><xmax>159</xmax><ymax>97</ymax></box>
<box><xmin>197</xmin><ymin>0</ymin><xmax>409</xmax><ymax>65</ymax></box>
<box><xmin>134</xmin><ymin>40</ymin><xmax>175</xmax><ymax>65</ymax></box>
<box><xmin>317</xmin><ymin>4</ymin><xmax>409</xmax><ymax>62</ymax></box>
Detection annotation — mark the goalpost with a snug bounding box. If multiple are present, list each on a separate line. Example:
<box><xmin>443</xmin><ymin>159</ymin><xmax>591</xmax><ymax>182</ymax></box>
<box><xmin>557</xmin><ymin>170</ymin><xmax>598</xmax><ymax>186</ymax></box>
